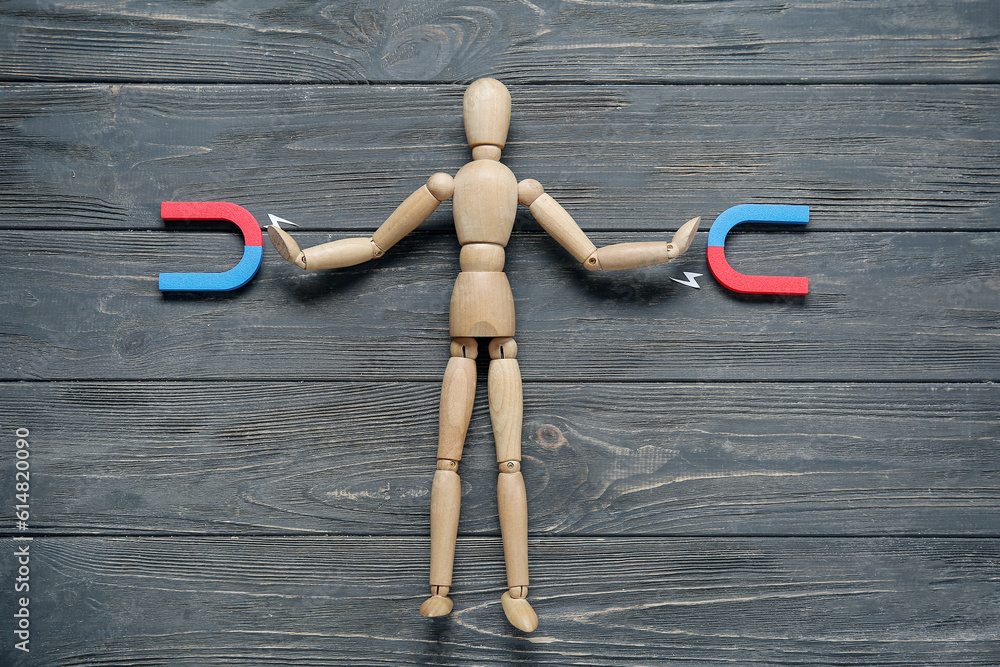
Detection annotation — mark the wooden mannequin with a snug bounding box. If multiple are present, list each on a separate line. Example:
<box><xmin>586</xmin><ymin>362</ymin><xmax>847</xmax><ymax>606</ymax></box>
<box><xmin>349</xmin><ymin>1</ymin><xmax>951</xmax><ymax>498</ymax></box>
<box><xmin>267</xmin><ymin>79</ymin><xmax>700</xmax><ymax>632</ymax></box>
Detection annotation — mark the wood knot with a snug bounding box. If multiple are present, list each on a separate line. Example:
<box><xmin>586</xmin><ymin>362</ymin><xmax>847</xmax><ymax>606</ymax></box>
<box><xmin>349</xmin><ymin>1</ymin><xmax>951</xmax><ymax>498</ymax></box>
<box><xmin>536</xmin><ymin>424</ymin><xmax>567</xmax><ymax>449</ymax></box>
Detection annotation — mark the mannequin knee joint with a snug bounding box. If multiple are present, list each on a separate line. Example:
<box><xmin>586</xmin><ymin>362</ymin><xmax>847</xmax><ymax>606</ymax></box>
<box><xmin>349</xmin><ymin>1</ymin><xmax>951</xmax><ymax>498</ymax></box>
<box><xmin>499</xmin><ymin>460</ymin><xmax>521</xmax><ymax>474</ymax></box>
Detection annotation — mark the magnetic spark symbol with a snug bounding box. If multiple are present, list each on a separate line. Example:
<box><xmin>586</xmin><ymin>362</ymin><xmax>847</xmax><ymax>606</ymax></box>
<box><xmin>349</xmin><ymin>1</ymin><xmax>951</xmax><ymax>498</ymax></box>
<box><xmin>671</xmin><ymin>272</ymin><xmax>703</xmax><ymax>289</ymax></box>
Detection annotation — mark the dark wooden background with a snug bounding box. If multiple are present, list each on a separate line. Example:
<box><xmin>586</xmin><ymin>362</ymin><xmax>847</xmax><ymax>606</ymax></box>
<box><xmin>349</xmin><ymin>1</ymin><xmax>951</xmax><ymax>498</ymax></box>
<box><xmin>1</xmin><ymin>1</ymin><xmax>998</xmax><ymax>664</ymax></box>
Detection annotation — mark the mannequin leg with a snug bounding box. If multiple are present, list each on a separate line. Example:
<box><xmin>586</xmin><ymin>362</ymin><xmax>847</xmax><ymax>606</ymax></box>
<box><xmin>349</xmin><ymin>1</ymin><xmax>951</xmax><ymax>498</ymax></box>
<box><xmin>420</xmin><ymin>338</ymin><xmax>477</xmax><ymax>617</ymax></box>
<box><xmin>488</xmin><ymin>337</ymin><xmax>538</xmax><ymax>632</ymax></box>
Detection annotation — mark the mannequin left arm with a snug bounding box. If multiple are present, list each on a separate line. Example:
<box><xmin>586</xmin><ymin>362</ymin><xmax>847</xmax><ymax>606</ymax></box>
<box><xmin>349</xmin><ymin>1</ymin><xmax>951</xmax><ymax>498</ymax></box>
<box><xmin>517</xmin><ymin>179</ymin><xmax>700</xmax><ymax>271</ymax></box>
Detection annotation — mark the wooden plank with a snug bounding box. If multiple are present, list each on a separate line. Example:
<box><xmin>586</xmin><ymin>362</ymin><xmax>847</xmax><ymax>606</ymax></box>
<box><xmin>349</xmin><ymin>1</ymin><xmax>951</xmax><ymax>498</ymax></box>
<box><xmin>2</xmin><ymin>381</ymin><xmax>996</xmax><ymax>536</ymax></box>
<box><xmin>1</xmin><ymin>536</ymin><xmax>996</xmax><ymax>664</ymax></box>
<box><xmin>2</xmin><ymin>83</ymin><xmax>998</xmax><ymax>231</ymax></box>
<box><xmin>1</xmin><ymin>0</ymin><xmax>998</xmax><ymax>84</ymax></box>
<box><xmin>1</xmin><ymin>230</ymin><xmax>997</xmax><ymax>381</ymax></box>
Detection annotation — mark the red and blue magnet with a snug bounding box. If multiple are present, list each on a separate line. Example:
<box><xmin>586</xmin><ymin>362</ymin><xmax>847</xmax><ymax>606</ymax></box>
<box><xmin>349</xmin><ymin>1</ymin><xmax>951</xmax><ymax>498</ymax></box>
<box><xmin>707</xmin><ymin>204</ymin><xmax>810</xmax><ymax>295</ymax></box>
<box><xmin>158</xmin><ymin>202</ymin><xmax>264</xmax><ymax>292</ymax></box>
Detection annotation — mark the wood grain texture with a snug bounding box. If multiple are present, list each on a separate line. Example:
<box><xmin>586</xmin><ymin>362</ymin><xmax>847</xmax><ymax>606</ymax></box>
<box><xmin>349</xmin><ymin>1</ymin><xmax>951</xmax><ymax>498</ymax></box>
<box><xmin>1</xmin><ymin>0</ymin><xmax>998</xmax><ymax>84</ymax></box>
<box><xmin>1</xmin><ymin>381</ymin><xmax>996</xmax><ymax>536</ymax></box>
<box><xmin>1</xmin><ymin>0</ymin><xmax>998</xmax><ymax>660</ymax></box>
<box><xmin>1</xmin><ymin>230</ymin><xmax>997</xmax><ymax>381</ymax></box>
<box><xmin>1</xmin><ymin>536</ymin><xmax>997</xmax><ymax>665</ymax></box>
<box><xmin>2</xmin><ymin>84</ymin><xmax>998</xmax><ymax>231</ymax></box>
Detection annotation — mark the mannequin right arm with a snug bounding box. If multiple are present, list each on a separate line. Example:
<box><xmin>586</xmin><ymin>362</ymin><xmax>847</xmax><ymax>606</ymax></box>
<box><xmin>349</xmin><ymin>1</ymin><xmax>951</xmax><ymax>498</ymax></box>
<box><xmin>268</xmin><ymin>172</ymin><xmax>455</xmax><ymax>270</ymax></box>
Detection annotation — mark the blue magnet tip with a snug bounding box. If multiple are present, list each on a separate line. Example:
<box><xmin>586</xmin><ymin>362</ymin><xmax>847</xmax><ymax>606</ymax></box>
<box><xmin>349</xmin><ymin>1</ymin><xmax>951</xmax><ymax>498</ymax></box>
<box><xmin>159</xmin><ymin>245</ymin><xmax>263</xmax><ymax>292</ymax></box>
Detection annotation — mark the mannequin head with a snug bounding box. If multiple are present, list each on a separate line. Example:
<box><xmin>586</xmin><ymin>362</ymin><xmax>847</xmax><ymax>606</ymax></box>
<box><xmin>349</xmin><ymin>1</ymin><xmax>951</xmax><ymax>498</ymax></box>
<box><xmin>463</xmin><ymin>78</ymin><xmax>511</xmax><ymax>158</ymax></box>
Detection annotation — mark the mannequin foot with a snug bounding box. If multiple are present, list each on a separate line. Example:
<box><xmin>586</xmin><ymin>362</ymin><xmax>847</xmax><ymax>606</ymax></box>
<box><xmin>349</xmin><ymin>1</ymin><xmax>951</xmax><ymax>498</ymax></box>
<box><xmin>419</xmin><ymin>586</ymin><xmax>453</xmax><ymax>617</ymax></box>
<box><xmin>500</xmin><ymin>587</ymin><xmax>538</xmax><ymax>632</ymax></box>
